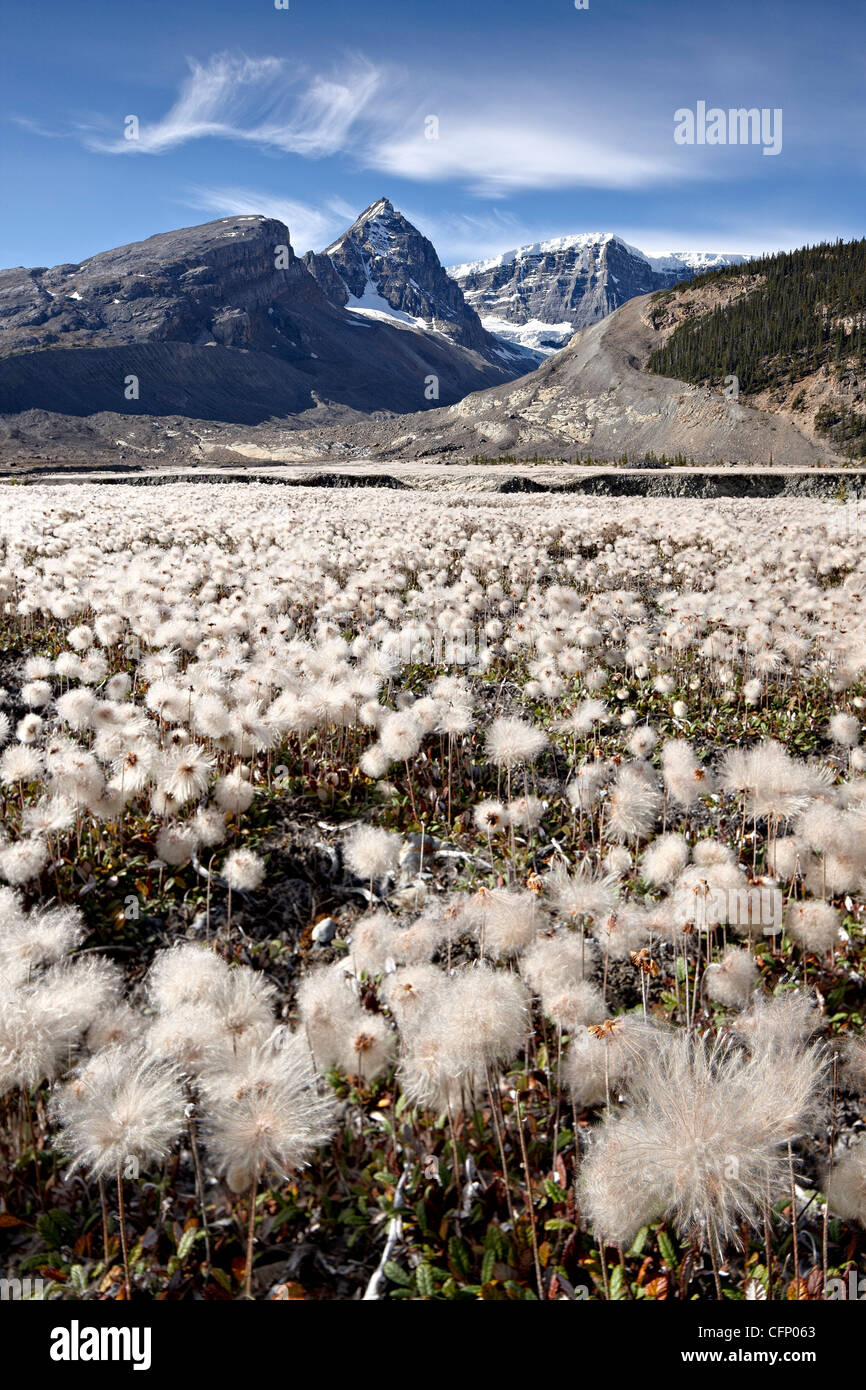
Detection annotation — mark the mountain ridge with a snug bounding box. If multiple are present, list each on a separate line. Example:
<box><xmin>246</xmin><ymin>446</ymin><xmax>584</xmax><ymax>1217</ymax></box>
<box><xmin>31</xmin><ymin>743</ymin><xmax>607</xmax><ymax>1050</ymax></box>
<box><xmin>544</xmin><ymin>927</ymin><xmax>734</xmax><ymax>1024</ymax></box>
<box><xmin>0</xmin><ymin>209</ymin><xmax>858</xmax><ymax>471</ymax></box>
<box><xmin>0</xmin><ymin>213</ymin><xmax>525</xmax><ymax>421</ymax></box>
<box><xmin>449</xmin><ymin>233</ymin><xmax>747</xmax><ymax>354</ymax></box>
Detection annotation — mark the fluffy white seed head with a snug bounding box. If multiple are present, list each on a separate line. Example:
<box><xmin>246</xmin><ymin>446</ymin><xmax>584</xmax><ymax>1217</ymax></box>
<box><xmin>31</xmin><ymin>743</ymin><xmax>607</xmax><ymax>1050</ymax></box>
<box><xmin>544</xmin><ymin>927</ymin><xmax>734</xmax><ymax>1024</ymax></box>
<box><xmin>202</xmin><ymin>1035</ymin><xmax>336</xmax><ymax>1192</ymax></box>
<box><xmin>581</xmin><ymin>1032</ymin><xmax>824</xmax><ymax>1251</ymax></box>
<box><xmin>222</xmin><ymin>848</ymin><xmax>265</xmax><ymax>892</ymax></box>
<box><xmin>53</xmin><ymin>1046</ymin><xmax>185</xmax><ymax>1179</ymax></box>
<box><xmin>147</xmin><ymin>944</ymin><xmax>231</xmax><ymax>1012</ymax></box>
<box><xmin>785</xmin><ymin>900</ymin><xmax>841</xmax><ymax>955</ymax></box>
<box><xmin>828</xmin><ymin>713</ymin><xmax>861</xmax><ymax>748</ymax></box>
<box><xmin>640</xmin><ymin>834</ymin><xmax>690</xmax><ymax>886</ymax></box>
<box><xmin>343</xmin><ymin>824</ymin><xmax>401</xmax><ymax>884</ymax></box>
<box><xmin>476</xmin><ymin>887</ymin><xmax>547</xmax><ymax>960</ymax></box>
<box><xmin>825</xmin><ymin>1145</ymin><xmax>866</xmax><ymax>1227</ymax></box>
<box><xmin>704</xmin><ymin>947</ymin><xmax>759</xmax><ymax>1010</ymax></box>
<box><xmin>484</xmin><ymin>716</ymin><xmax>546</xmax><ymax>769</ymax></box>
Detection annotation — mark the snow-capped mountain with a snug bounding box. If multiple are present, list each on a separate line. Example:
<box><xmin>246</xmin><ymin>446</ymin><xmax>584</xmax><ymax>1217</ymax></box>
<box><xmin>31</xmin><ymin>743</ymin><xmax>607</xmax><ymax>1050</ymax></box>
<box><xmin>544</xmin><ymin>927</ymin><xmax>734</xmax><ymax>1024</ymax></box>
<box><xmin>448</xmin><ymin>233</ymin><xmax>747</xmax><ymax>355</ymax></box>
<box><xmin>303</xmin><ymin>198</ymin><xmax>532</xmax><ymax>369</ymax></box>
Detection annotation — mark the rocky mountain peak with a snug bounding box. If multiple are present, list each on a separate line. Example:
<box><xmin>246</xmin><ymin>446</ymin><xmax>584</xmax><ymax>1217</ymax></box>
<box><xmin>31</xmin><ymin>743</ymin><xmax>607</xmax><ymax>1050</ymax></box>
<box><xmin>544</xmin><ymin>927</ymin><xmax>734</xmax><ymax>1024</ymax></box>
<box><xmin>304</xmin><ymin>201</ymin><xmax>524</xmax><ymax>364</ymax></box>
<box><xmin>0</xmin><ymin>215</ymin><xmax>313</xmax><ymax>356</ymax></box>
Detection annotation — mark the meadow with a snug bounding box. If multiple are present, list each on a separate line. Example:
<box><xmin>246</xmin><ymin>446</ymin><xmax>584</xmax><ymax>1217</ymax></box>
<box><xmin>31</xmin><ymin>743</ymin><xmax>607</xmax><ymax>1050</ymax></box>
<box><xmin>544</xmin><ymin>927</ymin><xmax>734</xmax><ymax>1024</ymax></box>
<box><xmin>0</xmin><ymin>483</ymin><xmax>864</xmax><ymax>1302</ymax></box>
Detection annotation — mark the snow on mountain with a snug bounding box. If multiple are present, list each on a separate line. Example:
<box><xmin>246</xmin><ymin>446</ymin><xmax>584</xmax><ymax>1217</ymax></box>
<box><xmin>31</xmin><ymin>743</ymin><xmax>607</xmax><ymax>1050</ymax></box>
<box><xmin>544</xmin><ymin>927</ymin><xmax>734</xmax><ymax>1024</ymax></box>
<box><xmin>644</xmin><ymin>248</ymin><xmax>749</xmax><ymax>272</ymax></box>
<box><xmin>448</xmin><ymin>234</ymin><xmax>746</xmax><ymax>356</ymax></box>
<box><xmin>481</xmin><ymin>315</ymin><xmax>576</xmax><ymax>356</ymax></box>
<box><xmin>448</xmin><ymin>232</ymin><xmax>624</xmax><ymax>280</ymax></box>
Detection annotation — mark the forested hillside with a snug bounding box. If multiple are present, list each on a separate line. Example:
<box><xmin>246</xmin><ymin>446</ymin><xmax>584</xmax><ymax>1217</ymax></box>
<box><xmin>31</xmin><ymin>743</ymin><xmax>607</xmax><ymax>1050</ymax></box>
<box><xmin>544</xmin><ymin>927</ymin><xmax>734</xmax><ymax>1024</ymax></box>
<box><xmin>647</xmin><ymin>240</ymin><xmax>866</xmax><ymax>456</ymax></box>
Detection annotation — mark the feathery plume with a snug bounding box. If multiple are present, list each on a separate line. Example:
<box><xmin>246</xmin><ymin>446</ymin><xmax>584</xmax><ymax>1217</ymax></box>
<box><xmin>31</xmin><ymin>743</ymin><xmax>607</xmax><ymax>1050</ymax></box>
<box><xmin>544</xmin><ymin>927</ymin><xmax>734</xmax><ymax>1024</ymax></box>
<box><xmin>581</xmin><ymin>1031</ymin><xmax>824</xmax><ymax>1253</ymax></box>
<box><xmin>202</xmin><ymin>1035</ymin><xmax>336</xmax><ymax>1193</ymax></box>
<box><xmin>53</xmin><ymin>1046</ymin><xmax>185</xmax><ymax>1179</ymax></box>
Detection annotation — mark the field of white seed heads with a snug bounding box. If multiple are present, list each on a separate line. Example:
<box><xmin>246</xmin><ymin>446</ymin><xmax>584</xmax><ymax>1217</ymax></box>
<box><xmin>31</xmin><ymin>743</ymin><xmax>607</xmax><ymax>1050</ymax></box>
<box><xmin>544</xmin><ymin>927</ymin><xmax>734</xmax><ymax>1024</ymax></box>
<box><xmin>0</xmin><ymin>483</ymin><xmax>864</xmax><ymax>1302</ymax></box>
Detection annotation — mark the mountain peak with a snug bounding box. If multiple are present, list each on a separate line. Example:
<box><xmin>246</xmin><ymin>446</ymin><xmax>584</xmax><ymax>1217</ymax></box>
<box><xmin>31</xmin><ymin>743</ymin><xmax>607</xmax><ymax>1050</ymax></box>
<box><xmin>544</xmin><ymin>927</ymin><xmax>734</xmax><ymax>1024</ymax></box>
<box><xmin>307</xmin><ymin>200</ymin><xmax>522</xmax><ymax>362</ymax></box>
<box><xmin>324</xmin><ymin>198</ymin><xmax>399</xmax><ymax>252</ymax></box>
<box><xmin>0</xmin><ymin>210</ymin><xmax>525</xmax><ymax>425</ymax></box>
<box><xmin>357</xmin><ymin>197</ymin><xmax>396</xmax><ymax>220</ymax></box>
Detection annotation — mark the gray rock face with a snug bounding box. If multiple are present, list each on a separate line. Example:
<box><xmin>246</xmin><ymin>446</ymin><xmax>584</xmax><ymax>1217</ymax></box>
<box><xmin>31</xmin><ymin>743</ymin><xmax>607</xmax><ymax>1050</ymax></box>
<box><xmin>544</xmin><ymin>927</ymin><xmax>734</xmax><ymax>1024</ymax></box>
<box><xmin>0</xmin><ymin>215</ymin><xmax>525</xmax><ymax>421</ymax></box>
<box><xmin>449</xmin><ymin>234</ymin><xmax>747</xmax><ymax>354</ymax></box>
<box><xmin>303</xmin><ymin>199</ymin><xmax>528</xmax><ymax>366</ymax></box>
<box><xmin>0</xmin><ymin>217</ymin><xmax>316</xmax><ymax>354</ymax></box>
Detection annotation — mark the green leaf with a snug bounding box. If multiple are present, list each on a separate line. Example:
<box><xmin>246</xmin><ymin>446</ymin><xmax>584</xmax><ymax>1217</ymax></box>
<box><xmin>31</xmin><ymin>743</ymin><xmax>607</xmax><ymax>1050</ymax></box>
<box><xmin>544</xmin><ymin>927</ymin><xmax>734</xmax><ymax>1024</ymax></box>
<box><xmin>268</xmin><ymin>1205</ymin><xmax>297</xmax><ymax>1233</ymax></box>
<box><xmin>383</xmin><ymin>1260</ymin><xmax>411</xmax><ymax>1287</ymax></box>
<box><xmin>627</xmin><ymin>1226</ymin><xmax>650</xmax><ymax>1257</ymax></box>
<box><xmin>657</xmin><ymin>1229</ymin><xmax>678</xmax><ymax>1270</ymax></box>
<box><xmin>484</xmin><ymin>1225</ymin><xmax>509</xmax><ymax>1260</ymax></box>
<box><xmin>37</xmin><ymin>1209</ymin><xmax>76</xmax><ymax>1250</ymax></box>
<box><xmin>177</xmin><ymin>1227</ymin><xmax>199</xmax><ymax>1260</ymax></box>
<box><xmin>448</xmin><ymin>1235</ymin><xmax>471</xmax><ymax>1277</ymax></box>
<box><xmin>415</xmin><ymin>1262</ymin><xmax>435</xmax><ymax>1298</ymax></box>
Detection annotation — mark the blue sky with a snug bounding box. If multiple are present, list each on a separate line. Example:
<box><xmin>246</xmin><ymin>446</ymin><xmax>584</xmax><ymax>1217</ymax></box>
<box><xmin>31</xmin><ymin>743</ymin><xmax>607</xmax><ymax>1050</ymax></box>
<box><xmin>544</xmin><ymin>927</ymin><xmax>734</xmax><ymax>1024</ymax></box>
<box><xmin>2</xmin><ymin>0</ymin><xmax>864</xmax><ymax>269</ymax></box>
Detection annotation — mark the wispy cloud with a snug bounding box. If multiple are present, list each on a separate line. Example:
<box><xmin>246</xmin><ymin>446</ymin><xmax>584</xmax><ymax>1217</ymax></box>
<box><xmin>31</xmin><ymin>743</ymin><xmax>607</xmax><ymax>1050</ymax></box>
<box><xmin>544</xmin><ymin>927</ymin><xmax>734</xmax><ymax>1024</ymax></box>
<box><xmin>372</xmin><ymin>120</ymin><xmax>683</xmax><ymax>197</ymax></box>
<box><xmin>11</xmin><ymin>115</ymin><xmax>69</xmax><ymax>139</ymax></box>
<box><xmin>85</xmin><ymin>52</ymin><xmax>383</xmax><ymax>158</ymax></box>
<box><xmin>42</xmin><ymin>49</ymin><xmax>694</xmax><ymax>196</ymax></box>
<box><xmin>180</xmin><ymin>185</ymin><xmax>355</xmax><ymax>252</ymax></box>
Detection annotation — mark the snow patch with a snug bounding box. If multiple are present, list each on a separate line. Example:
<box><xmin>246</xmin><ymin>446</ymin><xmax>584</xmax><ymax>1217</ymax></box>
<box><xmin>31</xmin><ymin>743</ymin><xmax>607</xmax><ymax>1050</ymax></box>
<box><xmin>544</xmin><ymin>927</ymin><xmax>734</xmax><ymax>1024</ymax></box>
<box><xmin>482</xmin><ymin>314</ymin><xmax>575</xmax><ymax>356</ymax></box>
<box><xmin>449</xmin><ymin>234</ymin><xmax>746</xmax><ymax>281</ymax></box>
<box><xmin>449</xmin><ymin>233</ymin><xmax>620</xmax><ymax>279</ymax></box>
<box><xmin>345</xmin><ymin>263</ymin><xmax>444</xmax><ymax>337</ymax></box>
<box><xmin>644</xmin><ymin>249</ymin><xmax>747</xmax><ymax>273</ymax></box>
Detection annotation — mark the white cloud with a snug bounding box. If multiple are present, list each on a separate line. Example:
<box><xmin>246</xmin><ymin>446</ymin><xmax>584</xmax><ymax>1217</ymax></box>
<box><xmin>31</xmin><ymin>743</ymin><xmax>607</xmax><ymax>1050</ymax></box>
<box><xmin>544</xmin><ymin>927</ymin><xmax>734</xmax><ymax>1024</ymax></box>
<box><xmin>180</xmin><ymin>185</ymin><xmax>352</xmax><ymax>253</ymax></box>
<box><xmin>86</xmin><ymin>52</ymin><xmax>383</xmax><ymax>158</ymax></box>
<box><xmin>69</xmin><ymin>49</ymin><xmax>692</xmax><ymax>197</ymax></box>
<box><xmin>372</xmin><ymin>120</ymin><xmax>684</xmax><ymax>196</ymax></box>
<box><xmin>11</xmin><ymin>116</ymin><xmax>68</xmax><ymax>139</ymax></box>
